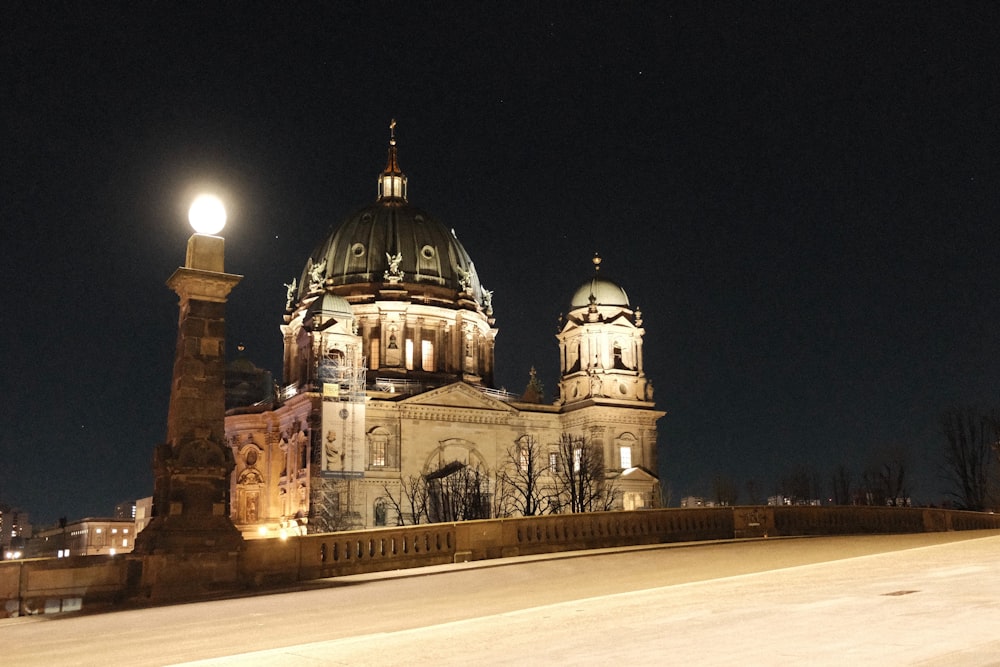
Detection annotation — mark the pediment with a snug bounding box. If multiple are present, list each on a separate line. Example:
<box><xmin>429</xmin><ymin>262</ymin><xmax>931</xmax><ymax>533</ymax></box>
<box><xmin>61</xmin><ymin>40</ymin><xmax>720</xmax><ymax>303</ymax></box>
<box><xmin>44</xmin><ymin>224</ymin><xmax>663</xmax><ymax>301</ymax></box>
<box><xmin>615</xmin><ymin>466</ymin><xmax>659</xmax><ymax>483</ymax></box>
<box><xmin>402</xmin><ymin>382</ymin><xmax>516</xmax><ymax>412</ymax></box>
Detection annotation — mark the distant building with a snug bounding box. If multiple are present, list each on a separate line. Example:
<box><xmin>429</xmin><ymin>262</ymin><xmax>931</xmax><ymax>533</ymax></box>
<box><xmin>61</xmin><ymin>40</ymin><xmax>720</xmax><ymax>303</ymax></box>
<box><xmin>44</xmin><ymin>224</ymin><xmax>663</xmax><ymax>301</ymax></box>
<box><xmin>134</xmin><ymin>497</ymin><xmax>153</xmax><ymax>534</ymax></box>
<box><xmin>113</xmin><ymin>500</ymin><xmax>137</xmax><ymax>521</ymax></box>
<box><xmin>681</xmin><ymin>496</ymin><xmax>717</xmax><ymax>508</ymax></box>
<box><xmin>0</xmin><ymin>507</ymin><xmax>31</xmax><ymax>560</ymax></box>
<box><xmin>768</xmin><ymin>495</ymin><xmax>821</xmax><ymax>506</ymax></box>
<box><xmin>30</xmin><ymin>518</ymin><xmax>136</xmax><ymax>558</ymax></box>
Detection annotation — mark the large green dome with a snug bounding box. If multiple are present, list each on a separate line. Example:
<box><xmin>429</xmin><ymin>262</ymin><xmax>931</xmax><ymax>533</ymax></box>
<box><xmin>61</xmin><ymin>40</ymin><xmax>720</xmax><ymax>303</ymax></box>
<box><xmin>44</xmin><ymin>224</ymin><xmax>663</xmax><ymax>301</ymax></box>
<box><xmin>299</xmin><ymin>200</ymin><xmax>483</xmax><ymax>302</ymax></box>
<box><xmin>296</xmin><ymin>128</ymin><xmax>486</xmax><ymax>309</ymax></box>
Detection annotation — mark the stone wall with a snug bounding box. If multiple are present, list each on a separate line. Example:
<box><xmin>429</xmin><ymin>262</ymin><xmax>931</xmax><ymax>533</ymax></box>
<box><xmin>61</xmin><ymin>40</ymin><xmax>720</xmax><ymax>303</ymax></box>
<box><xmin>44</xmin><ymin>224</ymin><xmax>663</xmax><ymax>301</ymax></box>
<box><xmin>3</xmin><ymin>506</ymin><xmax>1000</xmax><ymax>616</ymax></box>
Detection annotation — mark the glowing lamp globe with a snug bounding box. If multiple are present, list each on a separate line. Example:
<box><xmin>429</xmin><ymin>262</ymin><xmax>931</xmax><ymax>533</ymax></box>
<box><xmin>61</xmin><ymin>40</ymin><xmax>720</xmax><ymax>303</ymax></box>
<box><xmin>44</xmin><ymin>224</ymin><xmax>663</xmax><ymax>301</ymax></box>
<box><xmin>188</xmin><ymin>194</ymin><xmax>227</xmax><ymax>235</ymax></box>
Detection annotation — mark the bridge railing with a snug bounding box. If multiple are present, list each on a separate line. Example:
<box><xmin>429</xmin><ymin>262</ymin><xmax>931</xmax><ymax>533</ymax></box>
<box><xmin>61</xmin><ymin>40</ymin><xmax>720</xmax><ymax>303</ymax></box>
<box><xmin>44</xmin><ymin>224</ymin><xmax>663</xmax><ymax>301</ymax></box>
<box><xmin>4</xmin><ymin>505</ymin><xmax>1000</xmax><ymax>615</ymax></box>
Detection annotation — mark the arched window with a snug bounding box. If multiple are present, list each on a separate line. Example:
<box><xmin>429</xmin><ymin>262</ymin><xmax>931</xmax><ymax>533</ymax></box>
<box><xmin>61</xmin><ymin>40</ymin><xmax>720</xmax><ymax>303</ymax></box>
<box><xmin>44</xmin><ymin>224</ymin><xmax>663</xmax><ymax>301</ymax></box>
<box><xmin>612</xmin><ymin>342</ymin><xmax>626</xmax><ymax>369</ymax></box>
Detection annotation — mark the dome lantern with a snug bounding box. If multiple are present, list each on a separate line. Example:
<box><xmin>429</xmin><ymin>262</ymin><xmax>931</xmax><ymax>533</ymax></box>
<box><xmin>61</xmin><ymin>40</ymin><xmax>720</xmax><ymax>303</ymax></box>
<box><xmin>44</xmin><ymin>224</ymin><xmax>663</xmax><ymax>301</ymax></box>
<box><xmin>378</xmin><ymin>119</ymin><xmax>408</xmax><ymax>201</ymax></box>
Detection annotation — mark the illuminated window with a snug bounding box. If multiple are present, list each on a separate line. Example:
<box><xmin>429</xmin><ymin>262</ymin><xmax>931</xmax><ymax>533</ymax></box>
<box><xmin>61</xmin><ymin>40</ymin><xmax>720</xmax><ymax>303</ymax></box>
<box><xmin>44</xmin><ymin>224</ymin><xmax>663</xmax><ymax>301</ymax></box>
<box><xmin>573</xmin><ymin>448</ymin><xmax>582</xmax><ymax>473</ymax></box>
<box><xmin>620</xmin><ymin>446</ymin><xmax>632</xmax><ymax>469</ymax></box>
<box><xmin>368</xmin><ymin>428</ymin><xmax>392</xmax><ymax>469</ymax></box>
<box><xmin>405</xmin><ymin>339</ymin><xmax>414</xmax><ymax>370</ymax></box>
<box><xmin>122</xmin><ymin>539</ymin><xmax>128</xmax><ymax>548</ymax></box>
<box><xmin>371</xmin><ymin>440</ymin><xmax>387</xmax><ymax>467</ymax></box>
<box><xmin>369</xmin><ymin>338</ymin><xmax>380</xmax><ymax>368</ymax></box>
<box><xmin>549</xmin><ymin>452</ymin><xmax>559</xmax><ymax>472</ymax></box>
<box><xmin>519</xmin><ymin>447</ymin><xmax>529</xmax><ymax>471</ymax></box>
<box><xmin>421</xmin><ymin>340</ymin><xmax>434</xmax><ymax>371</ymax></box>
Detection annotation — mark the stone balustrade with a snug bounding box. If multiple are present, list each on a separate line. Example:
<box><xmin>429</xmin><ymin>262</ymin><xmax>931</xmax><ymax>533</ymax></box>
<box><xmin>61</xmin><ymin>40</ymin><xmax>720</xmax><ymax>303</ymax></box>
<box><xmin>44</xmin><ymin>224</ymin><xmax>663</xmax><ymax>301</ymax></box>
<box><xmin>3</xmin><ymin>506</ymin><xmax>999</xmax><ymax>617</ymax></box>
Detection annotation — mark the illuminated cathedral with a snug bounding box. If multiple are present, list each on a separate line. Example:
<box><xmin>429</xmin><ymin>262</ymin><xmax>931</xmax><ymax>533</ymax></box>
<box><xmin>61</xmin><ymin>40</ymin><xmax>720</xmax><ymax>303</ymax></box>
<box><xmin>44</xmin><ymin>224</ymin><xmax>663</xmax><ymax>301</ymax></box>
<box><xmin>224</xmin><ymin>125</ymin><xmax>664</xmax><ymax>535</ymax></box>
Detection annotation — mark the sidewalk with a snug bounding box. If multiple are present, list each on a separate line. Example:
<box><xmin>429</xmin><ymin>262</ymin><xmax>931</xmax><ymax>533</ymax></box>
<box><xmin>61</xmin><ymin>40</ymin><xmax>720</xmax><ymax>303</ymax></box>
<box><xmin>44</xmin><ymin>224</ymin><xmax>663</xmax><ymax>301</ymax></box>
<box><xmin>179</xmin><ymin>531</ymin><xmax>1000</xmax><ymax>666</ymax></box>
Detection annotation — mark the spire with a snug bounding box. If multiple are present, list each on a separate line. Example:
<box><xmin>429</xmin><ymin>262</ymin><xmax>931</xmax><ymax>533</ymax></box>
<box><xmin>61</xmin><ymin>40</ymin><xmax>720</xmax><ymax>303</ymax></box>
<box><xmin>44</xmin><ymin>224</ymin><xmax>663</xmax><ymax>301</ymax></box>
<box><xmin>378</xmin><ymin>118</ymin><xmax>408</xmax><ymax>201</ymax></box>
<box><xmin>588</xmin><ymin>253</ymin><xmax>601</xmax><ymax>315</ymax></box>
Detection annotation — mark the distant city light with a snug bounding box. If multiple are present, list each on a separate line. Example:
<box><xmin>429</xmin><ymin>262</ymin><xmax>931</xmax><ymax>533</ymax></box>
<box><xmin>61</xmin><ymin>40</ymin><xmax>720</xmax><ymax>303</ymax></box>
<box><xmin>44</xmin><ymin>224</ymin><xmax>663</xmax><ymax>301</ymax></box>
<box><xmin>188</xmin><ymin>194</ymin><xmax>227</xmax><ymax>235</ymax></box>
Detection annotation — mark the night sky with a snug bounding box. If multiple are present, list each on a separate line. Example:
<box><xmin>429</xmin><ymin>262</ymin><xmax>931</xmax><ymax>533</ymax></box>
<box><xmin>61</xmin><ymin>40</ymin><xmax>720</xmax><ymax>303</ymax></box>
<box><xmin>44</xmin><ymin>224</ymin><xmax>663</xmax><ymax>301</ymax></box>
<box><xmin>4</xmin><ymin>3</ymin><xmax>1000</xmax><ymax>524</ymax></box>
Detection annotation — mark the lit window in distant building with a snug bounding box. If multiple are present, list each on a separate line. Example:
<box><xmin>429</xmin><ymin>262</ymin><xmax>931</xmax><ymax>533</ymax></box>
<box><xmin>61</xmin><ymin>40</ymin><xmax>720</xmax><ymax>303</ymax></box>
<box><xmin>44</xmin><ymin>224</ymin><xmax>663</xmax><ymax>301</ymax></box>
<box><xmin>369</xmin><ymin>338</ymin><xmax>380</xmax><ymax>368</ymax></box>
<box><xmin>405</xmin><ymin>339</ymin><xmax>414</xmax><ymax>370</ymax></box>
<box><xmin>549</xmin><ymin>452</ymin><xmax>559</xmax><ymax>472</ymax></box>
<box><xmin>573</xmin><ymin>448</ymin><xmax>582</xmax><ymax>473</ymax></box>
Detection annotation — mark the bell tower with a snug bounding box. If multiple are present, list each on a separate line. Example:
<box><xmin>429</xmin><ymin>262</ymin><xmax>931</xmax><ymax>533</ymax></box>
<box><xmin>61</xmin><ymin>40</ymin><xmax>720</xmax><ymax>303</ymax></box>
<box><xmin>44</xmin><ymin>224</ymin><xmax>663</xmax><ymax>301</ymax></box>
<box><xmin>556</xmin><ymin>254</ymin><xmax>654</xmax><ymax>406</ymax></box>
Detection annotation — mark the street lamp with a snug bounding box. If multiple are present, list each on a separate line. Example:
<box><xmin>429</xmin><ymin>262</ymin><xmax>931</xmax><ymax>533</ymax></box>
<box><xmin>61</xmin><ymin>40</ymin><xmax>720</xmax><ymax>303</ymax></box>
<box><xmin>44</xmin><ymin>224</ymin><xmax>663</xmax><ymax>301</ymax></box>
<box><xmin>188</xmin><ymin>194</ymin><xmax>227</xmax><ymax>235</ymax></box>
<box><xmin>183</xmin><ymin>194</ymin><xmax>228</xmax><ymax>273</ymax></box>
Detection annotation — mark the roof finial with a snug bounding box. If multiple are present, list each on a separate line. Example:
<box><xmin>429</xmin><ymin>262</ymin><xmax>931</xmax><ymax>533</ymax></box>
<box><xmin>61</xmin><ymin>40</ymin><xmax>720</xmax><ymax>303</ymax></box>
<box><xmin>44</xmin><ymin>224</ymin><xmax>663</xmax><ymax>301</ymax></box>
<box><xmin>379</xmin><ymin>119</ymin><xmax>407</xmax><ymax>201</ymax></box>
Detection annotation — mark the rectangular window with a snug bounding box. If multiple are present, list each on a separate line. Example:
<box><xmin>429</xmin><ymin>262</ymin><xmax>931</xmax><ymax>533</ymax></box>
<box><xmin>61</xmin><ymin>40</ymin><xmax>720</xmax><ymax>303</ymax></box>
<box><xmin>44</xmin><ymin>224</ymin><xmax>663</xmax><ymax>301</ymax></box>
<box><xmin>421</xmin><ymin>340</ymin><xmax>434</xmax><ymax>371</ymax></box>
<box><xmin>573</xmin><ymin>448</ymin><xmax>582</xmax><ymax>473</ymax></box>
<box><xmin>369</xmin><ymin>338</ymin><xmax>380</xmax><ymax>369</ymax></box>
<box><xmin>519</xmin><ymin>447</ymin><xmax>529</xmax><ymax>471</ymax></box>
<box><xmin>371</xmin><ymin>441</ymin><xmax>387</xmax><ymax>467</ymax></box>
<box><xmin>620</xmin><ymin>446</ymin><xmax>632</xmax><ymax>469</ymax></box>
<box><xmin>405</xmin><ymin>339</ymin><xmax>414</xmax><ymax>370</ymax></box>
<box><xmin>549</xmin><ymin>452</ymin><xmax>559</xmax><ymax>472</ymax></box>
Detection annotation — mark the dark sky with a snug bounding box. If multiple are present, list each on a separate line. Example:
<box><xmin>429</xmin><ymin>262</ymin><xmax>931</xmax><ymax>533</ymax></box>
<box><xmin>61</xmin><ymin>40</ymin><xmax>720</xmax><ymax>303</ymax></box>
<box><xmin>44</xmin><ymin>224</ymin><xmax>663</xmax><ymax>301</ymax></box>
<box><xmin>3</xmin><ymin>3</ymin><xmax>1000</xmax><ymax>524</ymax></box>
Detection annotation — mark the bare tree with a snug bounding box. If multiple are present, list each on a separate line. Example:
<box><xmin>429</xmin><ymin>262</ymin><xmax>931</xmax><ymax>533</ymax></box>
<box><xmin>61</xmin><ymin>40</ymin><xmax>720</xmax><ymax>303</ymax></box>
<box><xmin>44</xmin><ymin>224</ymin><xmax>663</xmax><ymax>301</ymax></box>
<box><xmin>779</xmin><ymin>464</ymin><xmax>821</xmax><ymax>504</ymax></box>
<box><xmin>551</xmin><ymin>433</ymin><xmax>616</xmax><ymax>513</ymax></box>
<box><xmin>940</xmin><ymin>407</ymin><xmax>999</xmax><ymax>511</ymax></box>
<box><xmin>380</xmin><ymin>474</ymin><xmax>430</xmax><ymax>525</ymax></box>
<box><xmin>830</xmin><ymin>464</ymin><xmax>853</xmax><ymax>505</ymax></box>
<box><xmin>659</xmin><ymin>478</ymin><xmax>674</xmax><ymax>508</ymax></box>
<box><xmin>425</xmin><ymin>461</ymin><xmax>492</xmax><ymax>522</ymax></box>
<box><xmin>860</xmin><ymin>449</ymin><xmax>909</xmax><ymax>506</ymax></box>
<box><xmin>496</xmin><ymin>436</ymin><xmax>550</xmax><ymax>517</ymax></box>
<box><xmin>712</xmin><ymin>475</ymin><xmax>739</xmax><ymax>506</ymax></box>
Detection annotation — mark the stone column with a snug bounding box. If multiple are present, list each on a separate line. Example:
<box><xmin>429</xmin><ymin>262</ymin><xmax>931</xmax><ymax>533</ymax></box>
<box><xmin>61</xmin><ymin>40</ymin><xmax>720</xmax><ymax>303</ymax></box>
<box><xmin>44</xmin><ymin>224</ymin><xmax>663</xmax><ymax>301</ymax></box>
<box><xmin>134</xmin><ymin>233</ymin><xmax>245</xmax><ymax>554</ymax></box>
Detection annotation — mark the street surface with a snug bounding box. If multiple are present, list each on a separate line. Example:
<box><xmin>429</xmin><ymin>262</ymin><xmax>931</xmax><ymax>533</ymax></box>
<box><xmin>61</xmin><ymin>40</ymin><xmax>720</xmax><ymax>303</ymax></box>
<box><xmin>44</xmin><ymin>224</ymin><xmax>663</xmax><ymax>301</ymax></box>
<box><xmin>3</xmin><ymin>531</ymin><xmax>999</xmax><ymax>665</ymax></box>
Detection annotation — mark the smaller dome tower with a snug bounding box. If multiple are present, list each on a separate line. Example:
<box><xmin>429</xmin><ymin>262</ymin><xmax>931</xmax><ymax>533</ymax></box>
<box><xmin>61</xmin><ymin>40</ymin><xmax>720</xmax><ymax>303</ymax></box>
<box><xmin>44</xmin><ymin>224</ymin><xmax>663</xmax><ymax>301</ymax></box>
<box><xmin>556</xmin><ymin>254</ymin><xmax>654</xmax><ymax>406</ymax></box>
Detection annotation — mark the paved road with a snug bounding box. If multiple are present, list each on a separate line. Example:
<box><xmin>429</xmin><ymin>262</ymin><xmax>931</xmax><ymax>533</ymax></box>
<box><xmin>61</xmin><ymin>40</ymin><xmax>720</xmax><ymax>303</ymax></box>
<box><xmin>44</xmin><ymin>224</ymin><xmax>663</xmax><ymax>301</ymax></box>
<box><xmin>4</xmin><ymin>531</ymin><xmax>1000</xmax><ymax>665</ymax></box>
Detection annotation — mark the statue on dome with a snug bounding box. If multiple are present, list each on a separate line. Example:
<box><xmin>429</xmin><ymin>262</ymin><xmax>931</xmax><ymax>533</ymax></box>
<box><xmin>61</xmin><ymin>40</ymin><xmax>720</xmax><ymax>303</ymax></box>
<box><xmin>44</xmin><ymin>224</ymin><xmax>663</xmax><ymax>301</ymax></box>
<box><xmin>308</xmin><ymin>258</ymin><xmax>327</xmax><ymax>291</ymax></box>
<box><xmin>481</xmin><ymin>287</ymin><xmax>493</xmax><ymax>315</ymax></box>
<box><xmin>456</xmin><ymin>264</ymin><xmax>473</xmax><ymax>293</ymax></box>
<box><xmin>283</xmin><ymin>278</ymin><xmax>297</xmax><ymax>311</ymax></box>
<box><xmin>384</xmin><ymin>251</ymin><xmax>404</xmax><ymax>283</ymax></box>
